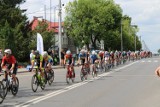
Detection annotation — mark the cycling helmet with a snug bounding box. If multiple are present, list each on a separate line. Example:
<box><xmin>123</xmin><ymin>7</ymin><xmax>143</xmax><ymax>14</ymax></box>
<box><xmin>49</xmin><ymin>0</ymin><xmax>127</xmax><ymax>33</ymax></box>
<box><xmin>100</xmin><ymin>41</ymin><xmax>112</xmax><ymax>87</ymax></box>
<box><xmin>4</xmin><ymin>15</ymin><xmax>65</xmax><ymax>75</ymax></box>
<box><xmin>66</xmin><ymin>50</ymin><xmax>71</xmax><ymax>55</ymax></box>
<box><xmin>43</xmin><ymin>51</ymin><xmax>48</xmax><ymax>57</ymax></box>
<box><xmin>105</xmin><ymin>51</ymin><xmax>108</xmax><ymax>55</ymax></box>
<box><xmin>4</xmin><ymin>49</ymin><xmax>12</xmax><ymax>54</ymax></box>
<box><xmin>35</xmin><ymin>50</ymin><xmax>39</xmax><ymax>55</ymax></box>
<box><xmin>92</xmin><ymin>50</ymin><xmax>96</xmax><ymax>55</ymax></box>
<box><xmin>80</xmin><ymin>49</ymin><xmax>85</xmax><ymax>53</ymax></box>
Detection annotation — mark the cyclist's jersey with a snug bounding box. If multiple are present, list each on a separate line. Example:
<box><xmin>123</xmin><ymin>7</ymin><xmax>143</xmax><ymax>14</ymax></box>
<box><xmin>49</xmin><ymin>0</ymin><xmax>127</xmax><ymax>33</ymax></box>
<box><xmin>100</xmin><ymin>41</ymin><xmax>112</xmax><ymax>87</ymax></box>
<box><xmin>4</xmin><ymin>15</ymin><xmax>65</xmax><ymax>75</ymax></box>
<box><xmin>2</xmin><ymin>55</ymin><xmax>18</xmax><ymax>74</ymax></box>
<box><xmin>65</xmin><ymin>54</ymin><xmax>73</xmax><ymax>65</ymax></box>
<box><xmin>79</xmin><ymin>53</ymin><xmax>86</xmax><ymax>59</ymax></box>
<box><xmin>43</xmin><ymin>55</ymin><xmax>53</xmax><ymax>66</ymax></box>
<box><xmin>90</xmin><ymin>54</ymin><xmax>98</xmax><ymax>60</ymax></box>
<box><xmin>2</xmin><ymin>55</ymin><xmax>17</xmax><ymax>65</ymax></box>
<box><xmin>32</xmin><ymin>54</ymin><xmax>43</xmax><ymax>67</ymax></box>
<box><xmin>99</xmin><ymin>52</ymin><xmax>104</xmax><ymax>58</ymax></box>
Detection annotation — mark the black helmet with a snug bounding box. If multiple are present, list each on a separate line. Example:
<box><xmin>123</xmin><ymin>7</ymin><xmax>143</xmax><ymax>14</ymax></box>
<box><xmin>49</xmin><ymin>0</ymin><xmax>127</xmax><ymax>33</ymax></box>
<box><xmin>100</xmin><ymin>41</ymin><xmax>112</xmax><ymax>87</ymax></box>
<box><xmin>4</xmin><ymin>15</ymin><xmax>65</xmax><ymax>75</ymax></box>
<box><xmin>35</xmin><ymin>50</ymin><xmax>39</xmax><ymax>55</ymax></box>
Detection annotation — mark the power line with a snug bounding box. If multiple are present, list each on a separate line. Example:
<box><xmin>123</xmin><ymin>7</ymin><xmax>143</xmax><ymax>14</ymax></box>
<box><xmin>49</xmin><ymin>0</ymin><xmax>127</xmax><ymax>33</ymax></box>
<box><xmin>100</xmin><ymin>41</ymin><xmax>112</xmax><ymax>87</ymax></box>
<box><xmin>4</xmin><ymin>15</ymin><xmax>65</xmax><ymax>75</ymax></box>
<box><xmin>26</xmin><ymin>6</ymin><xmax>58</xmax><ymax>15</ymax></box>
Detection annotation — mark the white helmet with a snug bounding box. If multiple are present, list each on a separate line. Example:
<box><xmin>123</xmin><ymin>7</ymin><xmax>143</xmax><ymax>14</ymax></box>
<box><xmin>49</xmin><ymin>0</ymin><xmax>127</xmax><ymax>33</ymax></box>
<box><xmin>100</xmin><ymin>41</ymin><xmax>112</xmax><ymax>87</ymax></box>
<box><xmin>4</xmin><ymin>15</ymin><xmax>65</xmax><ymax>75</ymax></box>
<box><xmin>66</xmin><ymin>50</ymin><xmax>71</xmax><ymax>55</ymax></box>
<box><xmin>43</xmin><ymin>51</ymin><xmax>48</xmax><ymax>57</ymax></box>
<box><xmin>4</xmin><ymin>49</ymin><xmax>12</xmax><ymax>54</ymax></box>
<box><xmin>92</xmin><ymin>50</ymin><xmax>96</xmax><ymax>55</ymax></box>
<box><xmin>80</xmin><ymin>49</ymin><xmax>85</xmax><ymax>53</ymax></box>
<box><xmin>105</xmin><ymin>51</ymin><xmax>108</xmax><ymax>54</ymax></box>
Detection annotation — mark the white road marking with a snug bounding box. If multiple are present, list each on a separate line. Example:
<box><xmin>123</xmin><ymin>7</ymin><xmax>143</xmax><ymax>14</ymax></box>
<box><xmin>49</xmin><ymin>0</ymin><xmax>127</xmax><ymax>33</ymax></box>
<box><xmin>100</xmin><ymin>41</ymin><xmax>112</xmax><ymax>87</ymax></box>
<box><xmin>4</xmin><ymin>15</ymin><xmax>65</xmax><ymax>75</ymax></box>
<box><xmin>15</xmin><ymin>61</ymin><xmax>138</xmax><ymax>107</ymax></box>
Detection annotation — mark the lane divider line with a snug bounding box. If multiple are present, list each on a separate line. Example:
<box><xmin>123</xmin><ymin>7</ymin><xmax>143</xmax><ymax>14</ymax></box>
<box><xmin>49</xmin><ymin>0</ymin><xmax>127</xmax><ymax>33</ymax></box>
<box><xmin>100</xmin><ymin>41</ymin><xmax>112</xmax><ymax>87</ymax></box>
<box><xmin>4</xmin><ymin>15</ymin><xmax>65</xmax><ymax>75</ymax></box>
<box><xmin>15</xmin><ymin>61</ymin><xmax>138</xmax><ymax>107</ymax></box>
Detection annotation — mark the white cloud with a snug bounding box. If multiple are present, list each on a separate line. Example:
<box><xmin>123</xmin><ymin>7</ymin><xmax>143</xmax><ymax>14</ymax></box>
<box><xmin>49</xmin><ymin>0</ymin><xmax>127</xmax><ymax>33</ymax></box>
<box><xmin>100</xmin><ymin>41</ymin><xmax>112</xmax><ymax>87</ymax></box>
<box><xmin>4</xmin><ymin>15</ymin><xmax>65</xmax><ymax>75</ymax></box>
<box><xmin>115</xmin><ymin>0</ymin><xmax>160</xmax><ymax>53</ymax></box>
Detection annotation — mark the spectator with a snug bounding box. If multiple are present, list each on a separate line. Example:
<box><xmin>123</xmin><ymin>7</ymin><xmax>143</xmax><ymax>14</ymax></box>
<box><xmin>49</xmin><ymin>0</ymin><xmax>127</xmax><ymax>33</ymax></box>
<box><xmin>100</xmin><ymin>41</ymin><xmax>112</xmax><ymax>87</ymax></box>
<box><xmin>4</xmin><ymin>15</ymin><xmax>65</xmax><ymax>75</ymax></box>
<box><xmin>61</xmin><ymin>49</ymin><xmax>65</xmax><ymax>66</ymax></box>
<box><xmin>30</xmin><ymin>50</ymin><xmax>35</xmax><ymax>64</ymax></box>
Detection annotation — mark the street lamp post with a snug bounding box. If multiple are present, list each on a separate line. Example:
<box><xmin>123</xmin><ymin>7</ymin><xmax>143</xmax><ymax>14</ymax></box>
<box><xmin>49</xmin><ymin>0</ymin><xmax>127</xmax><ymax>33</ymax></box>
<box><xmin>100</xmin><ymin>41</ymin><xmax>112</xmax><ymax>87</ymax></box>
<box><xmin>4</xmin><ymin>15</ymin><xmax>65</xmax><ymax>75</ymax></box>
<box><xmin>58</xmin><ymin>0</ymin><xmax>62</xmax><ymax>65</ymax></box>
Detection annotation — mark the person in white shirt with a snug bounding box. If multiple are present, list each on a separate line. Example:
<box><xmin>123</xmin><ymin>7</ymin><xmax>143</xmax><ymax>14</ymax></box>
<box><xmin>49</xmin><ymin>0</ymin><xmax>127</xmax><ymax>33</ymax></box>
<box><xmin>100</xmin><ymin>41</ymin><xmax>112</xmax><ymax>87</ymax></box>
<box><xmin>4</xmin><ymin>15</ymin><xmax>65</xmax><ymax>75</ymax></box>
<box><xmin>30</xmin><ymin>50</ymin><xmax>35</xmax><ymax>64</ymax></box>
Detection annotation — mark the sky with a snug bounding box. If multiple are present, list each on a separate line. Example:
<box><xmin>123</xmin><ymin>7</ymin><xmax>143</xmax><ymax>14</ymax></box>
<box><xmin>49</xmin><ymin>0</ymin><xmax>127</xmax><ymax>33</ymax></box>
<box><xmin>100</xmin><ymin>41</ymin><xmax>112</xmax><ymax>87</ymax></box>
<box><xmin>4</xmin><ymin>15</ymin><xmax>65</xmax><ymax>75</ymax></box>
<box><xmin>20</xmin><ymin>0</ymin><xmax>160</xmax><ymax>53</ymax></box>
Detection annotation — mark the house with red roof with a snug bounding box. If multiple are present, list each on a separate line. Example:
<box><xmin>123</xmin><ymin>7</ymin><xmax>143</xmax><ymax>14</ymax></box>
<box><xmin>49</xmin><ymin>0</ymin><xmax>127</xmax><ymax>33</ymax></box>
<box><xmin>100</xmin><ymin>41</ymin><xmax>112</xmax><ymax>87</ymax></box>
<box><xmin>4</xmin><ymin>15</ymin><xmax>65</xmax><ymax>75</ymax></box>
<box><xmin>30</xmin><ymin>17</ymin><xmax>76</xmax><ymax>53</ymax></box>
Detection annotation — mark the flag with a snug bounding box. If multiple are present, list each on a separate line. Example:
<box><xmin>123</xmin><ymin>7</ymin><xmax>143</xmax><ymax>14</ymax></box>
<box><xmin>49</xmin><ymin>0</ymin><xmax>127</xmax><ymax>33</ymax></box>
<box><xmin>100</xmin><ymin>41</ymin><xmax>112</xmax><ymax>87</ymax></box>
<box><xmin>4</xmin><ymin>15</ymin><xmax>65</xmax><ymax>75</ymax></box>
<box><xmin>37</xmin><ymin>33</ymin><xmax>44</xmax><ymax>55</ymax></box>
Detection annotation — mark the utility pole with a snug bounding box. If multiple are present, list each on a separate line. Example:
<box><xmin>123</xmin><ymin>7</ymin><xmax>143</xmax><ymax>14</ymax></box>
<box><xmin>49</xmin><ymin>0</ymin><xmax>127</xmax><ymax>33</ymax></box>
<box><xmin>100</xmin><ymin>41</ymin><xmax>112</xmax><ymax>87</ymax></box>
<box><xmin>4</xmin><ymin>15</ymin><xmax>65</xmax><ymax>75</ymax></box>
<box><xmin>121</xmin><ymin>20</ymin><xmax>123</xmax><ymax>52</ymax></box>
<box><xmin>58</xmin><ymin>0</ymin><xmax>62</xmax><ymax>65</ymax></box>
<box><xmin>50</xmin><ymin>0</ymin><xmax>52</xmax><ymax>28</ymax></box>
<box><xmin>135</xmin><ymin>35</ymin><xmax>136</xmax><ymax>51</ymax></box>
<box><xmin>44</xmin><ymin>5</ymin><xmax>46</xmax><ymax>21</ymax></box>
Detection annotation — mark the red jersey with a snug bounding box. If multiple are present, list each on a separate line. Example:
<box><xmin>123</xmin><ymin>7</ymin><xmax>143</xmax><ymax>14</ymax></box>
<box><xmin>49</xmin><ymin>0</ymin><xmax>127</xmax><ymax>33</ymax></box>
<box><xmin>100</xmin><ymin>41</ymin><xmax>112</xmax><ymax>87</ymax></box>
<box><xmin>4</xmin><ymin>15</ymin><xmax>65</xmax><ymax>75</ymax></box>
<box><xmin>65</xmin><ymin>54</ymin><xmax>72</xmax><ymax>59</ymax></box>
<box><xmin>99</xmin><ymin>53</ymin><xmax>104</xmax><ymax>58</ymax></box>
<box><xmin>2</xmin><ymin>55</ymin><xmax>16</xmax><ymax>65</ymax></box>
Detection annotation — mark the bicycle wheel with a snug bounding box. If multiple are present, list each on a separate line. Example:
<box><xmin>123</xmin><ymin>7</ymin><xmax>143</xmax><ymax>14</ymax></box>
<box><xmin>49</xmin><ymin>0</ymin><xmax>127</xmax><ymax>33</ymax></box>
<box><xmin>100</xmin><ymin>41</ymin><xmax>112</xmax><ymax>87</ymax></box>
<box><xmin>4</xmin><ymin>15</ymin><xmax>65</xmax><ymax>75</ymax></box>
<box><xmin>11</xmin><ymin>77</ymin><xmax>19</xmax><ymax>96</ymax></box>
<box><xmin>0</xmin><ymin>81</ymin><xmax>5</xmax><ymax>104</ymax></box>
<box><xmin>48</xmin><ymin>69</ymin><xmax>54</xmax><ymax>85</ymax></box>
<box><xmin>40</xmin><ymin>78</ymin><xmax>45</xmax><ymax>90</ymax></box>
<box><xmin>2</xmin><ymin>79</ymin><xmax>8</xmax><ymax>98</ymax></box>
<box><xmin>31</xmin><ymin>74</ymin><xmax>38</xmax><ymax>92</ymax></box>
<box><xmin>80</xmin><ymin>69</ymin><xmax>84</xmax><ymax>81</ymax></box>
<box><xmin>66</xmin><ymin>71</ymin><xmax>71</xmax><ymax>84</ymax></box>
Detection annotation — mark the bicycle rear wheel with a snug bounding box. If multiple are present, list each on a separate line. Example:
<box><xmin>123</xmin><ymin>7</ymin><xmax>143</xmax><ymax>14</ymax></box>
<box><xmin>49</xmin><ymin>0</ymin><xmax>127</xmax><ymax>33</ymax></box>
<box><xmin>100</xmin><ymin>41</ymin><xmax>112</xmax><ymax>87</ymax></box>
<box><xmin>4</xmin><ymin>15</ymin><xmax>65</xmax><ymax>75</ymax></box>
<box><xmin>11</xmin><ymin>77</ymin><xmax>19</xmax><ymax>96</ymax></box>
<box><xmin>31</xmin><ymin>74</ymin><xmax>38</xmax><ymax>92</ymax></box>
<box><xmin>80</xmin><ymin>70</ymin><xmax>84</xmax><ymax>81</ymax></box>
<box><xmin>48</xmin><ymin>69</ymin><xmax>54</xmax><ymax>85</ymax></box>
<box><xmin>0</xmin><ymin>81</ymin><xmax>5</xmax><ymax>104</ymax></box>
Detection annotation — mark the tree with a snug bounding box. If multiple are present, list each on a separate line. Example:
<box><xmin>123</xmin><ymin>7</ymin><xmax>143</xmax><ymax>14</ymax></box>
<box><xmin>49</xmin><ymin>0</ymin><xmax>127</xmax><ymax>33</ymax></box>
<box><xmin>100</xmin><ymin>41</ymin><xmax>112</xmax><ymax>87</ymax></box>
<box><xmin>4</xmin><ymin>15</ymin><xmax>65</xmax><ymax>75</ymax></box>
<box><xmin>158</xmin><ymin>49</ymin><xmax>160</xmax><ymax>54</ymax></box>
<box><xmin>64</xmin><ymin>0</ymin><xmax>140</xmax><ymax>51</ymax></box>
<box><xmin>64</xmin><ymin>0</ymin><xmax>122</xmax><ymax>50</ymax></box>
<box><xmin>31</xmin><ymin>21</ymin><xmax>55</xmax><ymax>51</ymax></box>
<box><xmin>0</xmin><ymin>0</ymin><xmax>31</xmax><ymax>62</ymax></box>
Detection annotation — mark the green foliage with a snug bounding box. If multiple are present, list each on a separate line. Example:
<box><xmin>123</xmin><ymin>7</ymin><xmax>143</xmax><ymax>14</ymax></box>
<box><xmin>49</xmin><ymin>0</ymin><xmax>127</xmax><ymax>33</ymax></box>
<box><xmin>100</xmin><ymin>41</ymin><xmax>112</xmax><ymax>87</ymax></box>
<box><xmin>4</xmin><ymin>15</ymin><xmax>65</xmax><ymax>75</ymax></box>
<box><xmin>64</xmin><ymin>0</ymin><xmax>141</xmax><ymax>51</ymax></box>
<box><xmin>31</xmin><ymin>21</ymin><xmax>55</xmax><ymax>51</ymax></box>
<box><xmin>158</xmin><ymin>49</ymin><xmax>160</xmax><ymax>54</ymax></box>
<box><xmin>0</xmin><ymin>0</ymin><xmax>31</xmax><ymax>62</ymax></box>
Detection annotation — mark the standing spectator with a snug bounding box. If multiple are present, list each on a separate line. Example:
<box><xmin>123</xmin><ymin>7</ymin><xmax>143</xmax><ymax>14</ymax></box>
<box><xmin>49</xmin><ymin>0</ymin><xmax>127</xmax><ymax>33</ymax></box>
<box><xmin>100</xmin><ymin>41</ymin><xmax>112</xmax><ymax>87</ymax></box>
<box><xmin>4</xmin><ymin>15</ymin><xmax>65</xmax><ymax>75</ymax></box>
<box><xmin>0</xmin><ymin>48</ymin><xmax>3</xmax><ymax>70</ymax></box>
<box><xmin>50</xmin><ymin>50</ymin><xmax>56</xmax><ymax>65</ymax></box>
<box><xmin>30</xmin><ymin>50</ymin><xmax>35</xmax><ymax>64</ymax></box>
<box><xmin>61</xmin><ymin>49</ymin><xmax>65</xmax><ymax>66</ymax></box>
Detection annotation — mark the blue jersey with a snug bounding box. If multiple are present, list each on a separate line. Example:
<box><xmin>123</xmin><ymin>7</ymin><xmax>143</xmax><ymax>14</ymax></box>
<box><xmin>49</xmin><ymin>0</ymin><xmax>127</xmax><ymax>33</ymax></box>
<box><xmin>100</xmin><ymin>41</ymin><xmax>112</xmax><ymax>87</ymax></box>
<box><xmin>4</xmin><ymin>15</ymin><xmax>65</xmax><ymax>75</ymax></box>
<box><xmin>79</xmin><ymin>53</ymin><xmax>86</xmax><ymax>59</ymax></box>
<box><xmin>90</xmin><ymin>54</ymin><xmax>98</xmax><ymax>61</ymax></box>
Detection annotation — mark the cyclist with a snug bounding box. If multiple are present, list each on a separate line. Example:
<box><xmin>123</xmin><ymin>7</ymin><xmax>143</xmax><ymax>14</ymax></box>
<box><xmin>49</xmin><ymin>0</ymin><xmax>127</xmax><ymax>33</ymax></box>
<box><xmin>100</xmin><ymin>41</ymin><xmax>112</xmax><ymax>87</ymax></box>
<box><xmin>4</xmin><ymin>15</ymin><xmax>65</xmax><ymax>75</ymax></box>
<box><xmin>64</xmin><ymin>50</ymin><xmax>75</xmax><ymax>77</ymax></box>
<box><xmin>104</xmin><ymin>51</ymin><xmax>111</xmax><ymax>68</ymax></box>
<box><xmin>90</xmin><ymin>50</ymin><xmax>99</xmax><ymax>72</ymax></box>
<box><xmin>30</xmin><ymin>50</ymin><xmax>45</xmax><ymax>82</ymax></box>
<box><xmin>0</xmin><ymin>49</ymin><xmax>18</xmax><ymax>82</ymax></box>
<box><xmin>78</xmin><ymin>49</ymin><xmax>87</xmax><ymax>69</ymax></box>
<box><xmin>98</xmin><ymin>50</ymin><xmax>104</xmax><ymax>69</ymax></box>
<box><xmin>42</xmin><ymin>51</ymin><xmax>53</xmax><ymax>72</ymax></box>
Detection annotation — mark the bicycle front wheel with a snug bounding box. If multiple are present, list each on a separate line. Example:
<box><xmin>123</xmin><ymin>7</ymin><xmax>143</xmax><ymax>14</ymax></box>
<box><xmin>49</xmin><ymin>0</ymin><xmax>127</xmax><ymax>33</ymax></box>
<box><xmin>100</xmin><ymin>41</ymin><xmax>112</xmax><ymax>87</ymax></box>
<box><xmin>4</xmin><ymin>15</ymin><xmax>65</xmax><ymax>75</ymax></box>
<box><xmin>48</xmin><ymin>69</ymin><xmax>54</xmax><ymax>85</ymax></box>
<box><xmin>2</xmin><ymin>79</ymin><xmax>8</xmax><ymax>98</ymax></box>
<box><xmin>11</xmin><ymin>77</ymin><xmax>19</xmax><ymax>96</ymax></box>
<box><xmin>0</xmin><ymin>81</ymin><xmax>5</xmax><ymax>104</ymax></box>
<box><xmin>31</xmin><ymin>74</ymin><xmax>38</xmax><ymax>92</ymax></box>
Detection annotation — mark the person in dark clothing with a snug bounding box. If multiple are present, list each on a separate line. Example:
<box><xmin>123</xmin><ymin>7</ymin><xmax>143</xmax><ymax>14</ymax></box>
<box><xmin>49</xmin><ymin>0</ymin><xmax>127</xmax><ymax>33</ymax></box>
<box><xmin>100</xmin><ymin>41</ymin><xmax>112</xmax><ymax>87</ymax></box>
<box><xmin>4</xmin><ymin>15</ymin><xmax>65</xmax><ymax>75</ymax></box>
<box><xmin>61</xmin><ymin>49</ymin><xmax>65</xmax><ymax>66</ymax></box>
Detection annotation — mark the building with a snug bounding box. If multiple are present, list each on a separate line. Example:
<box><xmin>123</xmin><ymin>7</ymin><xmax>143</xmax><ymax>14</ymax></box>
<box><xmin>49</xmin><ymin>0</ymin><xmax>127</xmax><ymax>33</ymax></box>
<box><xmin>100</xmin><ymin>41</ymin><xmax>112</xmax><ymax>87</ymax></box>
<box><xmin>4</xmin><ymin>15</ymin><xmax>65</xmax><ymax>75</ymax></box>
<box><xmin>30</xmin><ymin>17</ymin><xmax>76</xmax><ymax>53</ymax></box>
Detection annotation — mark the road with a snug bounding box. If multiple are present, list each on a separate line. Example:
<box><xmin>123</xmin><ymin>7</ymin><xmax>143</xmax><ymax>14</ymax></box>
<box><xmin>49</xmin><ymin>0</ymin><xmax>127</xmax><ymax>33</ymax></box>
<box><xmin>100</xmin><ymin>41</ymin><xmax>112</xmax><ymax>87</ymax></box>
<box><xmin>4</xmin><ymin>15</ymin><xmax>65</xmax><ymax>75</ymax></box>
<box><xmin>1</xmin><ymin>56</ymin><xmax>160</xmax><ymax>107</ymax></box>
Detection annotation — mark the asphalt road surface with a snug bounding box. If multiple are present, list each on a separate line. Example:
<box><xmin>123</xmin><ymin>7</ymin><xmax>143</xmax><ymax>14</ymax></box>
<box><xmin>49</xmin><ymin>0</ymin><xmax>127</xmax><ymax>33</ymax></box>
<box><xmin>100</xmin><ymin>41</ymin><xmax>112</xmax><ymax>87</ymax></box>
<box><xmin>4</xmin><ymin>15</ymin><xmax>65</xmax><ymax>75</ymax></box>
<box><xmin>1</xmin><ymin>56</ymin><xmax>160</xmax><ymax>107</ymax></box>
